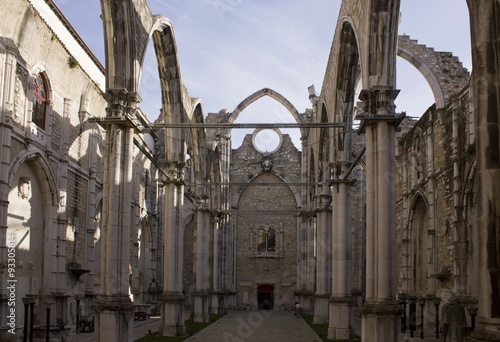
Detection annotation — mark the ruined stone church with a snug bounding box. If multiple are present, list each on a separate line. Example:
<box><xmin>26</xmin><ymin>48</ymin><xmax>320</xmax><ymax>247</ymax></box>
<box><xmin>0</xmin><ymin>0</ymin><xmax>499</xmax><ymax>342</ymax></box>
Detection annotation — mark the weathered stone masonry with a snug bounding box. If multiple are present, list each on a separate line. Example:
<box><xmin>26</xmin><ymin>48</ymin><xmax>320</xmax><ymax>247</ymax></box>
<box><xmin>1</xmin><ymin>1</ymin><xmax>499</xmax><ymax>342</ymax></box>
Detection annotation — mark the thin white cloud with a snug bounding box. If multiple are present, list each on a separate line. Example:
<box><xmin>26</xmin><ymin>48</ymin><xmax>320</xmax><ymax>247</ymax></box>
<box><xmin>56</xmin><ymin>0</ymin><xmax>472</xmax><ymax>135</ymax></box>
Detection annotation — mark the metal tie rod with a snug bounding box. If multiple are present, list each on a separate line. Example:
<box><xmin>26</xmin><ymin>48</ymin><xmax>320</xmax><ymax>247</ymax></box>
<box><xmin>150</xmin><ymin>122</ymin><xmax>348</xmax><ymax>129</ymax></box>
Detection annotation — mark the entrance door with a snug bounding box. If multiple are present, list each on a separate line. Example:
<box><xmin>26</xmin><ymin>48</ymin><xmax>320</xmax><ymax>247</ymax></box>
<box><xmin>257</xmin><ymin>284</ymin><xmax>274</xmax><ymax>310</ymax></box>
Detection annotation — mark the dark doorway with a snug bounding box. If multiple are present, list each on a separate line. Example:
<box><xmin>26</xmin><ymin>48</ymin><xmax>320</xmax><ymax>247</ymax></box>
<box><xmin>257</xmin><ymin>284</ymin><xmax>274</xmax><ymax>310</ymax></box>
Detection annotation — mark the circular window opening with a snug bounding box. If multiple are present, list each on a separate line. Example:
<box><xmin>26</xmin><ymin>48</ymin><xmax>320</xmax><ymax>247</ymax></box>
<box><xmin>252</xmin><ymin>129</ymin><xmax>283</xmax><ymax>154</ymax></box>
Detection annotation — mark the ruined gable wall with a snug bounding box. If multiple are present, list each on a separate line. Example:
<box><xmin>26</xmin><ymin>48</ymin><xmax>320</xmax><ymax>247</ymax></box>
<box><xmin>396</xmin><ymin>85</ymin><xmax>475</xmax><ymax>301</ymax></box>
<box><xmin>231</xmin><ymin>134</ymin><xmax>301</xmax><ymax>310</ymax></box>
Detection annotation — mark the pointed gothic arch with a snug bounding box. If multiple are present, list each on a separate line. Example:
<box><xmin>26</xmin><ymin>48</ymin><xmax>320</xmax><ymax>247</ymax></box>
<box><xmin>231</xmin><ymin>166</ymin><xmax>302</xmax><ymax>210</ymax></box>
<box><xmin>9</xmin><ymin>149</ymin><xmax>59</xmax><ymax>205</ymax></box>
<box><xmin>402</xmin><ymin>192</ymin><xmax>437</xmax><ymax>296</ymax></box>
<box><xmin>188</xmin><ymin>102</ymin><xmax>210</xmax><ymax>197</ymax></box>
<box><xmin>318</xmin><ymin>102</ymin><xmax>331</xmax><ymax>184</ymax></box>
<box><xmin>225</xmin><ymin>88</ymin><xmax>306</xmax><ymax>138</ymax></box>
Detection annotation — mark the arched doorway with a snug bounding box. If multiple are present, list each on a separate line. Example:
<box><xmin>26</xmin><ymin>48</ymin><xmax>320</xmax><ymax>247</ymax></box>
<box><xmin>411</xmin><ymin>195</ymin><xmax>431</xmax><ymax>296</ymax></box>
<box><xmin>257</xmin><ymin>284</ymin><xmax>274</xmax><ymax>310</ymax></box>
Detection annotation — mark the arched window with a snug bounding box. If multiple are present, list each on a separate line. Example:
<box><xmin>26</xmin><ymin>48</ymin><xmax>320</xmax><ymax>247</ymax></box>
<box><xmin>257</xmin><ymin>229</ymin><xmax>266</xmax><ymax>251</ymax></box>
<box><xmin>252</xmin><ymin>224</ymin><xmax>283</xmax><ymax>258</ymax></box>
<box><xmin>267</xmin><ymin>229</ymin><xmax>275</xmax><ymax>251</ymax></box>
<box><xmin>257</xmin><ymin>228</ymin><xmax>275</xmax><ymax>252</ymax></box>
<box><xmin>145</xmin><ymin>170</ymin><xmax>150</xmax><ymax>206</ymax></box>
<box><xmin>32</xmin><ymin>73</ymin><xmax>47</xmax><ymax>129</ymax></box>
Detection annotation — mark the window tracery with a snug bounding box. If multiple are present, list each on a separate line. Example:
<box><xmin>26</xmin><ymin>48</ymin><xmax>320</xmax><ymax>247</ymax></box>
<box><xmin>32</xmin><ymin>73</ymin><xmax>47</xmax><ymax>129</ymax></box>
<box><xmin>251</xmin><ymin>224</ymin><xmax>283</xmax><ymax>258</ymax></box>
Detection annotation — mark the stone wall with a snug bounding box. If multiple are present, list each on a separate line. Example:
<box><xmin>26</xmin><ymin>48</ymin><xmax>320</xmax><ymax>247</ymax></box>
<box><xmin>396</xmin><ymin>84</ymin><xmax>477</xmax><ymax>336</ymax></box>
<box><xmin>231</xmin><ymin>133</ymin><xmax>301</xmax><ymax>310</ymax></box>
<box><xmin>0</xmin><ymin>0</ymin><xmax>163</xmax><ymax>336</ymax></box>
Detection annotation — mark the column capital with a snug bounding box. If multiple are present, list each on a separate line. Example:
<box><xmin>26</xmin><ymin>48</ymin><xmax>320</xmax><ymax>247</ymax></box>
<box><xmin>329</xmin><ymin>295</ymin><xmax>354</xmax><ymax>304</ymax></box>
<box><xmin>314</xmin><ymin>191</ymin><xmax>332</xmax><ymax>209</ymax></box>
<box><xmin>356</xmin><ymin>86</ymin><xmax>405</xmax><ymax>133</ymax></box>
<box><xmin>160</xmin><ymin>175</ymin><xmax>187</xmax><ymax>187</ymax></box>
<box><xmin>22</xmin><ymin>296</ymin><xmax>37</xmax><ymax>305</ymax></box>
<box><xmin>160</xmin><ymin>291</ymin><xmax>186</xmax><ymax>303</ymax></box>
<box><xmin>94</xmin><ymin>295</ymin><xmax>134</xmax><ymax>311</ymax></box>
<box><xmin>361</xmin><ymin>301</ymin><xmax>401</xmax><ymax>315</ymax></box>
<box><xmin>299</xmin><ymin>210</ymin><xmax>316</xmax><ymax>219</ymax></box>
<box><xmin>211</xmin><ymin>210</ymin><xmax>231</xmax><ymax>221</ymax></box>
<box><xmin>358</xmin><ymin>86</ymin><xmax>400</xmax><ymax>114</ymax></box>
<box><xmin>103</xmin><ymin>88</ymin><xmax>142</xmax><ymax>105</ymax></box>
<box><xmin>193</xmin><ymin>196</ymin><xmax>210</xmax><ymax>209</ymax></box>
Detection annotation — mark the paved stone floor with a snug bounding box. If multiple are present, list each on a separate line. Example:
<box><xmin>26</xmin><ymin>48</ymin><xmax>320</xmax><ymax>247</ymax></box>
<box><xmin>185</xmin><ymin>311</ymin><xmax>322</xmax><ymax>342</ymax></box>
<box><xmin>67</xmin><ymin>316</ymin><xmax>161</xmax><ymax>342</ymax></box>
<box><xmin>68</xmin><ymin>311</ymin><xmax>320</xmax><ymax>341</ymax></box>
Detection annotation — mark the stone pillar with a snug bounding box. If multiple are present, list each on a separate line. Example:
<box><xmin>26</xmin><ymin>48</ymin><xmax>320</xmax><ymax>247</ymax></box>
<box><xmin>0</xmin><ymin>46</ymin><xmax>15</xmax><ymax>336</ymax></box>
<box><xmin>314</xmin><ymin>193</ymin><xmax>331</xmax><ymax>324</ymax></box>
<box><xmin>425</xmin><ymin>121</ymin><xmax>437</xmax><ymax>295</ymax></box>
<box><xmin>329</xmin><ymin>180</ymin><xmax>354</xmax><ymax>339</ymax></box>
<box><xmin>160</xmin><ymin>174</ymin><xmax>186</xmax><ymax>336</ymax></box>
<box><xmin>193</xmin><ymin>197</ymin><xmax>210</xmax><ymax>322</ymax></box>
<box><xmin>306</xmin><ymin>216</ymin><xmax>316</xmax><ymax>312</ymax></box>
<box><xmin>52</xmin><ymin>98</ymin><xmax>71</xmax><ymax>295</ymax></box>
<box><xmin>359</xmin><ymin>87</ymin><xmax>401</xmax><ymax>342</ymax></box>
<box><xmin>210</xmin><ymin>215</ymin><xmax>221</xmax><ymax>315</ymax></box>
<box><xmin>85</xmin><ymin>164</ymin><xmax>97</xmax><ymax>297</ymax></box>
<box><xmin>467</xmin><ymin>1</ymin><xmax>500</xmax><ymax>340</ymax></box>
<box><xmin>218</xmin><ymin>135</ymin><xmax>234</xmax><ymax>308</ymax></box>
<box><xmin>297</xmin><ymin>214</ymin><xmax>316</xmax><ymax>313</ymax></box>
<box><xmin>94</xmin><ymin>91</ymin><xmax>138</xmax><ymax>342</ymax></box>
<box><xmin>296</xmin><ymin>213</ymin><xmax>308</xmax><ymax>299</ymax></box>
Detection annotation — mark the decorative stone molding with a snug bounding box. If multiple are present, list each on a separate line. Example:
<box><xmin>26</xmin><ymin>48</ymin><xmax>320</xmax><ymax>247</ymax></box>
<box><xmin>250</xmin><ymin>223</ymin><xmax>284</xmax><ymax>258</ymax></box>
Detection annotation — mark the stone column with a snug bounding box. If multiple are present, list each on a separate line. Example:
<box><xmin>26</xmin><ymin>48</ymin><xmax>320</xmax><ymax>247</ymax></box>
<box><xmin>160</xmin><ymin>173</ymin><xmax>186</xmax><ymax>336</ymax></box>
<box><xmin>94</xmin><ymin>91</ymin><xmax>138</xmax><ymax>342</ymax></box>
<box><xmin>329</xmin><ymin>180</ymin><xmax>353</xmax><ymax>339</ymax></box>
<box><xmin>296</xmin><ymin>214</ymin><xmax>307</xmax><ymax>298</ymax></box>
<box><xmin>425</xmin><ymin>121</ymin><xmax>437</xmax><ymax>295</ymax></box>
<box><xmin>297</xmin><ymin>214</ymin><xmax>315</xmax><ymax>312</ymax></box>
<box><xmin>193</xmin><ymin>197</ymin><xmax>210</xmax><ymax>322</ymax></box>
<box><xmin>51</xmin><ymin>98</ymin><xmax>72</xmax><ymax>295</ymax></box>
<box><xmin>85</xmin><ymin>164</ymin><xmax>97</xmax><ymax>297</ymax></box>
<box><xmin>306</xmin><ymin>216</ymin><xmax>316</xmax><ymax>312</ymax></box>
<box><xmin>0</xmin><ymin>46</ymin><xmax>15</xmax><ymax>338</ymax></box>
<box><xmin>314</xmin><ymin>193</ymin><xmax>332</xmax><ymax>324</ymax></box>
<box><xmin>466</xmin><ymin>1</ymin><xmax>500</xmax><ymax>341</ymax></box>
<box><xmin>210</xmin><ymin>215</ymin><xmax>221</xmax><ymax>314</ymax></box>
<box><xmin>359</xmin><ymin>87</ymin><xmax>401</xmax><ymax>342</ymax></box>
<box><xmin>218</xmin><ymin>135</ymin><xmax>233</xmax><ymax>308</ymax></box>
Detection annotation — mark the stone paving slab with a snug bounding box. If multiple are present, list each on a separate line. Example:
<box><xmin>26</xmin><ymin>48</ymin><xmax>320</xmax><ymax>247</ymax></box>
<box><xmin>65</xmin><ymin>316</ymin><xmax>161</xmax><ymax>342</ymax></box>
<box><xmin>185</xmin><ymin>311</ymin><xmax>322</xmax><ymax>342</ymax></box>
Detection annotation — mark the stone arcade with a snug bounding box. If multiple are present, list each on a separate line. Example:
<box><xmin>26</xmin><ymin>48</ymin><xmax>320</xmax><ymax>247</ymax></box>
<box><xmin>0</xmin><ymin>0</ymin><xmax>499</xmax><ymax>341</ymax></box>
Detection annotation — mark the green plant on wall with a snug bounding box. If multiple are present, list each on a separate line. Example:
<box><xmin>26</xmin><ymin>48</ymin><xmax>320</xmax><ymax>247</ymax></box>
<box><xmin>68</xmin><ymin>56</ymin><xmax>79</xmax><ymax>69</ymax></box>
<box><xmin>466</xmin><ymin>143</ymin><xmax>476</xmax><ymax>157</ymax></box>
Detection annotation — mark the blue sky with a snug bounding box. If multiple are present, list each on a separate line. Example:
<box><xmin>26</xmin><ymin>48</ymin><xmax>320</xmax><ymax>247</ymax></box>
<box><xmin>54</xmin><ymin>0</ymin><xmax>471</xmax><ymax>149</ymax></box>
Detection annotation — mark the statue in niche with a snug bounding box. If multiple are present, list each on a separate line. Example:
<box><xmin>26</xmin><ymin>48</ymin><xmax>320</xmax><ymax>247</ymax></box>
<box><xmin>18</xmin><ymin>177</ymin><xmax>31</xmax><ymax>199</ymax></box>
<box><xmin>261</xmin><ymin>155</ymin><xmax>272</xmax><ymax>172</ymax></box>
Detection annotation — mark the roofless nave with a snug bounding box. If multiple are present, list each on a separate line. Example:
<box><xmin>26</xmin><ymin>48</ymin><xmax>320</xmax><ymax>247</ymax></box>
<box><xmin>0</xmin><ymin>0</ymin><xmax>499</xmax><ymax>341</ymax></box>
